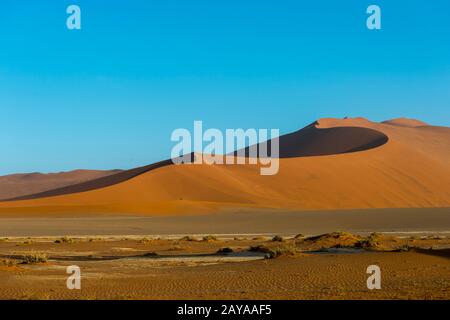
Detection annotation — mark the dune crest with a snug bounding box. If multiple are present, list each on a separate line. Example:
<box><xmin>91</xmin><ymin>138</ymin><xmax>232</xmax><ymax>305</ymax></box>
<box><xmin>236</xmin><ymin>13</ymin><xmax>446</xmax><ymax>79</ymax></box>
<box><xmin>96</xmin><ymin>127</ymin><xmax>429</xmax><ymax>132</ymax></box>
<box><xmin>244</xmin><ymin>121</ymin><xmax>389</xmax><ymax>158</ymax></box>
<box><xmin>382</xmin><ymin>117</ymin><xmax>428</xmax><ymax>128</ymax></box>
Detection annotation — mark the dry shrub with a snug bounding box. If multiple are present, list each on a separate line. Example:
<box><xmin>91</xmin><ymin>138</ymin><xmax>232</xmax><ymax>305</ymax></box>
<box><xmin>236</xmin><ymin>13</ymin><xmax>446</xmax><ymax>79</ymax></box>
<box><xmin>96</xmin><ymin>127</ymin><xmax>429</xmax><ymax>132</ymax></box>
<box><xmin>21</xmin><ymin>252</ymin><xmax>48</xmax><ymax>264</ymax></box>
<box><xmin>249</xmin><ymin>244</ymin><xmax>297</xmax><ymax>259</ymax></box>
<box><xmin>55</xmin><ymin>236</ymin><xmax>74</xmax><ymax>244</ymax></box>
<box><xmin>217</xmin><ymin>247</ymin><xmax>234</xmax><ymax>254</ymax></box>
<box><xmin>202</xmin><ymin>235</ymin><xmax>218</xmax><ymax>242</ymax></box>
<box><xmin>180</xmin><ymin>236</ymin><xmax>197</xmax><ymax>242</ymax></box>
<box><xmin>272</xmin><ymin>235</ymin><xmax>284</xmax><ymax>242</ymax></box>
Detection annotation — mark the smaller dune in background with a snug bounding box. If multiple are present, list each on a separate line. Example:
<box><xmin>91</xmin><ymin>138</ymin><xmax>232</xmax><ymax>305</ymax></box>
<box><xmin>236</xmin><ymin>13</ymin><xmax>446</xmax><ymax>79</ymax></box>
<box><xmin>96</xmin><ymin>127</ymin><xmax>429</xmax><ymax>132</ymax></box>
<box><xmin>0</xmin><ymin>169</ymin><xmax>121</xmax><ymax>201</ymax></box>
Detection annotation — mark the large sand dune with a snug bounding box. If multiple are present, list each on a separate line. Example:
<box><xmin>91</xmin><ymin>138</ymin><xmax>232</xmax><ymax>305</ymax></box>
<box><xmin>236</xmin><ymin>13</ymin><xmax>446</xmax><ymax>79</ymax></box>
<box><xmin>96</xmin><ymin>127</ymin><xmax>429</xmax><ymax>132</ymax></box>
<box><xmin>0</xmin><ymin>117</ymin><xmax>449</xmax><ymax>216</ymax></box>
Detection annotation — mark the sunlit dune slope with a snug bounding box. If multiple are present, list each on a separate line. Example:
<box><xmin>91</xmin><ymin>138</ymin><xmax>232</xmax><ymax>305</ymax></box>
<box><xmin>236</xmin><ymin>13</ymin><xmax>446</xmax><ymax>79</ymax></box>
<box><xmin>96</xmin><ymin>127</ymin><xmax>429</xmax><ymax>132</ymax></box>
<box><xmin>0</xmin><ymin>117</ymin><xmax>449</xmax><ymax>216</ymax></box>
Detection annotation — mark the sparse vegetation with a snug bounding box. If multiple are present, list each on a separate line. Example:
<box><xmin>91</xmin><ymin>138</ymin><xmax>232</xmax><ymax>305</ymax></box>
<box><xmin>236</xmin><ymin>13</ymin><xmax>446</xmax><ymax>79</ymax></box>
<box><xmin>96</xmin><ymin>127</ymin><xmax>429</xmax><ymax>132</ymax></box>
<box><xmin>272</xmin><ymin>235</ymin><xmax>284</xmax><ymax>242</ymax></box>
<box><xmin>20</xmin><ymin>252</ymin><xmax>48</xmax><ymax>264</ymax></box>
<box><xmin>249</xmin><ymin>244</ymin><xmax>297</xmax><ymax>259</ymax></box>
<box><xmin>138</xmin><ymin>237</ymin><xmax>152</xmax><ymax>244</ymax></box>
<box><xmin>202</xmin><ymin>235</ymin><xmax>218</xmax><ymax>242</ymax></box>
<box><xmin>217</xmin><ymin>247</ymin><xmax>233</xmax><ymax>254</ymax></box>
<box><xmin>356</xmin><ymin>232</ymin><xmax>384</xmax><ymax>250</ymax></box>
<box><xmin>88</xmin><ymin>237</ymin><xmax>103</xmax><ymax>242</ymax></box>
<box><xmin>304</xmin><ymin>231</ymin><xmax>362</xmax><ymax>248</ymax></box>
<box><xmin>0</xmin><ymin>258</ymin><xmax>18</xmax><ymax>267</ymax></box>
<box><xmin>180</xmin><ymin>236</ymin><xmax>197</xmax><ymax>241</ymax></box>
<box><xmin>55</xmin><ymin>236</ymin><xmax>74</xmax><ymax>244</ymax></box>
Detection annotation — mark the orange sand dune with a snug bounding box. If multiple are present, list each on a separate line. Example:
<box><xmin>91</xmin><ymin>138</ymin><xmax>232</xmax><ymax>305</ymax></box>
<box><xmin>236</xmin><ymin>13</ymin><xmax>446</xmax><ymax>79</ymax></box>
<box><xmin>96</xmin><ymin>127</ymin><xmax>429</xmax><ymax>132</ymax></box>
<box><xmin>0</xmin><ymin>117</ymin><xmax>449</xmax><ymax>216</ymax></box>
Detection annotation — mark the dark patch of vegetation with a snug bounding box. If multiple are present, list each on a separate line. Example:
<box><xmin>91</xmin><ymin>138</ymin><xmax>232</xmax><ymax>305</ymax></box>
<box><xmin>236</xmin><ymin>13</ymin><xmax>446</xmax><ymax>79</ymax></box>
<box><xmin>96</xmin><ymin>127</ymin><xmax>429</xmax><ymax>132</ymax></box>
<box><xmin>143</xmin><ymin>252</ymin><xmax>158</xmax><ymax>257</ymax></box>
<box><xmin>272</xmin><ymin>235</ymin><xmax>284</xmax><ymax>242</ymax></box>
<box><xmin>138</xmin><ymin>237</ymin><xmax>152</xmax><ymax>244</ymax></box>
<box><xmin>249</xmin><ymin>244</ymin><xmax>297</xmax><ymax>259</ymax></box>
<box><xmin>355</xmin><ymin>232</ymin><xmax>384</xmax><ymax>250</ymax></box>
<box><xmin>217</xmin><ymin>247</ymin><xmax>234</xmax><ymax>254</ymax></box>
<box><xmin>202</xmin><ymin>235</ymin><xmax>218</xmax><ymax>242</ymax></box>
<box><xmin>180</xmin><ymin>236</ymin><xmax>197</xmax><ymax>241</ymax></box>
<box><xmin>0</xmin><ymin>258</ymin><xmax>17</xmax><ymax>267</ymax></box>
<box><xmin>55</xmin><ymin>236</ymin><xmax>74</xmax><ymax>244</ymax></box>
<box><xmin>20</xmin><ymin>252</ymin><xmax>48</xmax><ymax>264</ymax></box>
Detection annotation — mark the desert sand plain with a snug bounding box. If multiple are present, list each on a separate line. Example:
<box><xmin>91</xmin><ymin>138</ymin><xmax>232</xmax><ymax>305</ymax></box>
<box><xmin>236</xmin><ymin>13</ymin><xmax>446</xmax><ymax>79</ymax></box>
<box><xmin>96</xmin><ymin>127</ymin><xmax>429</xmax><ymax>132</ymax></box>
<box><xmin>0</xmin><ymin>233</ymin><xmax>449</xmax><ymax>300</ymax></box>
<box><xmin>0</xmin><ymin>117</ymin><xmax>449</xmax><ymax>299</ymax></box>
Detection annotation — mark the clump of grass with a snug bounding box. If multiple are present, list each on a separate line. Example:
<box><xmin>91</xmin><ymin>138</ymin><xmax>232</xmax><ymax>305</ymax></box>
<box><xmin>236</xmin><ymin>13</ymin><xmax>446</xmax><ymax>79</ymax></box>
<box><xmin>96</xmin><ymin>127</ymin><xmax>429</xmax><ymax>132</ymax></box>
<box><xmin>138</xmin><ymin>237</ymin><xmax>152</xmax><ymax>244</ymax></box>
<box><xmin>180</xmin><ymin>236</ymin><xmax>197</xmax><ymax>241</ymax></box>
<box><xmin>88</xmin><ymin>237</ymin><xmax>103</xmax><ymax>242</ymax></box>
<box><xmin>304</xmin><ymin>231</ymin><xmax>362</xmax><ymax>248</ymax></box>
<box><xmin>0</xmin><ymin>238</ymin><xmax>8</xmax><ymax>242</ymax></box>
<box><xmin>20</xmin><ymin>252</ymin><xmax>48</xmax><ymax>264</ymax></box>
<box><xmin>249</xmin><ymin>244</ymin><xmax>297</xmax><ymax>259</ymax></box>
<box><xmin>202</xmin><ymin>235</ymin><xmax>218</xmax><ymax>242</ymax></box>
<box><xmin>272</xmin><ymin>235</ymin><xmax>284</xmax><ymax>242</ymax></box>
<box><xmin>356</xmin><ymin>232</ymin><xmax>384</xmax><ymax>250</ymax></box>
<box><xmin>0</xmin><ymin>258</ymin><xmax>18</xmax><ymax>267</ymax></box>
<box><xmin>217</xmin><ymin>247</ymin><xmax>234</xmax><ymax>254</ymax></box>
<box><xmin>268</xmin><ymin>246</ymin><xmax>297</xmax><ymax>259</ymax></box>
<box><xmin>55</xmin><ymin>236</ymin><xmax>74</xmax><ymax>244</ymax></box>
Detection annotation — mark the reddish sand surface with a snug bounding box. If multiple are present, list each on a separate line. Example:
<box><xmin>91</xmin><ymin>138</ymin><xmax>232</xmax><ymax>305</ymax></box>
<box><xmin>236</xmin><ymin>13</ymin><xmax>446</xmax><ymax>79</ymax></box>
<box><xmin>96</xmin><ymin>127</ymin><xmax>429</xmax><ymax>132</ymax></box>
<box><xmin>0</xmin><ymin>117</ymin><xmax>449</xmax><ymax>216</ymax></box>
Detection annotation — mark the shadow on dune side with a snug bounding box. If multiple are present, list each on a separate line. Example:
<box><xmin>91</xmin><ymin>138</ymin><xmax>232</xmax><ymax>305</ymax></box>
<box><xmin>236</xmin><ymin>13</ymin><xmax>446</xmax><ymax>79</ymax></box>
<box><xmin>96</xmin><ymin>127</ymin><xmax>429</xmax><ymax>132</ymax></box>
<box><xmin>235</xmin><ymin>121</ymin><xmax>388</xmax><ymax>158</ymax></box>
<box><xmin>3</xmin><ymin>123</ymin><xmax>388</xmax><ymax>201</ymax></box>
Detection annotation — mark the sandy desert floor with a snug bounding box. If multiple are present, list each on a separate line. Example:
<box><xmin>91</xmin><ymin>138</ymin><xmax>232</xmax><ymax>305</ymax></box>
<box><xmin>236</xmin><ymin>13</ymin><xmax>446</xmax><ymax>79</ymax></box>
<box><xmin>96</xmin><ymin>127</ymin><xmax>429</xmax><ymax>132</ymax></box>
<box><xmin>0</xmin><ymin>232</ymin><xmax>449</xmax><ymax>300</ymax></box>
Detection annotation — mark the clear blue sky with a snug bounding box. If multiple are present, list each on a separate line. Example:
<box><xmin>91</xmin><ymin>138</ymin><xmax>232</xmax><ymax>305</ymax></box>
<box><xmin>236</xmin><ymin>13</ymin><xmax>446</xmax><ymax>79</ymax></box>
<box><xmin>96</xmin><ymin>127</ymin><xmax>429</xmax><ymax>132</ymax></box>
<box><xmin>1</xmin><ymin>0</ymin><xmax>449</xmax><ymax>174</ymax></box>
